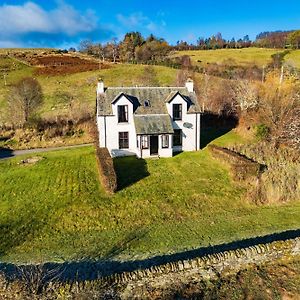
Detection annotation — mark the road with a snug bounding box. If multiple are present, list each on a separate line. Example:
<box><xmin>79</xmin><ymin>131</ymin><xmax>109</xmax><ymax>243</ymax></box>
<box><xmin>0</xmin><ymin>143</ymin><xmax>94</xmax><ymax>160</ymax></box>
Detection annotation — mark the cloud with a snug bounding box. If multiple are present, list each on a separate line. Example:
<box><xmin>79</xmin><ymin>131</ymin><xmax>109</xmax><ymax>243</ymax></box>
<box><xmin>146</xmin><ymin>22</ymin><xmax>158</xmax><ymax>32</ymax></box>
<box><xmin>117</xmin><ymin>12</ymin><xmax>148</xmax><ymax>28</ymax></box>
<box><xmin>116</xmin><ymin>12</ymin><xmax>166</xmax><ymax>35</ymax></box>
<box><xmin>0</xmin><ymin>1</ymin><xmax>115</xmax><ymax>48</ymax></box>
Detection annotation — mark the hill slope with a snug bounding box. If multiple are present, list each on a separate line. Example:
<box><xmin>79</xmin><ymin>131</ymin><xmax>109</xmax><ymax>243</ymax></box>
<box><xmin>0</xmin><ymin>54</ymin><xmax>178</xmax><ymax>124</ymax></box>
<box><xmin>173</xmin><ymin>47</ymin><xmax>300</xmax><ymax>68</ymax></box>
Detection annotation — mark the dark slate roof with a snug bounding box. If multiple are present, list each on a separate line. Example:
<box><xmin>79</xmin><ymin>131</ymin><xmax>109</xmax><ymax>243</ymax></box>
<box><xmin>97</xmin><ymin>87</ymin><xmax>201</xmax><ymax>116</ymax></box>
<box><xmin>134</xmin><ymin>115</ymin><xmax>174</xmax><ymax>135</ymax></box>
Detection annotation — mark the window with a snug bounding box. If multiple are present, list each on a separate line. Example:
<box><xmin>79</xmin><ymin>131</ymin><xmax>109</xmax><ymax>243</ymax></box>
<box><xmin>173</xmin><ymin>104</ymin><xmax>182</xmax><ymax>120</ymax></box>
<box><xmin>141</xmin><ymin>135</ymin><xmax>149</xmax><ymax>149</ymax></box>
<box><xmin>118</xmin><ymin>105</ymin><xmax>128</xmax><ymax>123</ymax></box>
<box><xmin>173</xmin><ymin>129</ymin><xmax>182</xmax><ymax>146</ymax></box>
<box><xmin>119</xmin><ymin>132</ymin><xmax>129</xmax><ymax>149</ymax></box>
<box><xmin>161</xmin><ymin>135</ymin><xmax>169</xmax><ymax>148</ymax></box>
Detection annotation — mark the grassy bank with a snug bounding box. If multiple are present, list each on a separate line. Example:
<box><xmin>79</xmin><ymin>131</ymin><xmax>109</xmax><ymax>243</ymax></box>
<box><xmin>172</xmin><ymin>47</ymin><xmax>295</xmax><ymax>67</ymax></box>
<box><xmin>0</xmin><ymin>137</ymin><xmax>299</xmax><ymax>263</ymax></box>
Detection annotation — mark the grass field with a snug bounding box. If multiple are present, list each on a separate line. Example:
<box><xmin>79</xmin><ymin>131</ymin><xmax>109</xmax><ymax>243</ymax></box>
<box><xmin>285</xmin><ymin>50</ymin><xmax>300</xmax><ymax>68</ymax></box>
<box><xmin>0</xmin><ymin>132</ymin><xmax>299</xmax><ymax>264</ymax></box>
<box><xmin>0</xmin><ymin>57</ymin><xmax>178</xmax><ymax>122</ymax></box>
<box><xmin>173</xmin><ymin>47</ymin><xmax>290</xmax><ymax>67</ymax></box>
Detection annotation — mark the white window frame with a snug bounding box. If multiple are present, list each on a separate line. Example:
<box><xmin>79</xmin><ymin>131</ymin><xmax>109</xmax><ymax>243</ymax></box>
<box><xmin>118</xmin><ymin>105</ymin><xmax>129</xmax><ymax>123</ymax></box>
<box><xmin>161</xmin><ymin>135</ymin><xmax>169</xmax><ymax>148</ymax></box>
<box><xmin>141</xmin><ymin>135</ymin><xmax>149</xmax><ymax>149</ymax></box>
<box><xmin>119</xmin><ymin>132</ymin><xmax>129</xmax><ymax>149</ymax></box>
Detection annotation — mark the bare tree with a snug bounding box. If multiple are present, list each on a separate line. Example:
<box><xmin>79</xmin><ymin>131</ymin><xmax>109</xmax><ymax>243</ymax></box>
<box><xmin>176</xmin><ymin>55</ymin><xmax>193</xmax><ymax>86</ymax></box>
<box><xmin>7</xmin><ymin>77</ymin><xmax>43</xmax><ymax>126</ymax></box>
<box><xmin>96</xmin><ymin>43</ymin><xmax>106</xmax><ymax>63</ymax></box>
<box><xmin>207</xmin><ymin>79</ymin><xmax>237</xmax><ymax>116</ymax></box>
<box><xmin>78</xmin><ymin>40</ymin><xmax>93</xmax><ymax>54</ymax></box>
<box><xmin>258</xmin><ymin>72</ymin><xmax>300</xmax><ymax>140</ymax></box>
<box><xmin>107</xmin><ymin>38</ymin><xmax>119</xmax><ymax>63</ymax></box>
<box><xmin>233</xmin><ymin>80</ymin><xmax>259</xmax><ymax>111</ymax></box>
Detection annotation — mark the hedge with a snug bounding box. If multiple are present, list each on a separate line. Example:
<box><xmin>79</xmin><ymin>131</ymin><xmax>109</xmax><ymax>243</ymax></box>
<box><xmin>95</xmin><ymin>147</ymin><xmax>117</xmax><ymax>193</ymax></box>
<box><xmin>208</xmin><ymin>145</ymin><xmax>261</xmax><ymax>181</ymax></box>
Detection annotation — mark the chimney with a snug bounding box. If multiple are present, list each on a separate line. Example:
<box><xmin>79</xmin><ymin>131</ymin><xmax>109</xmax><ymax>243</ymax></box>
<box><xmin>97</xmin><ymin>78</ymin><xmax>104</xmax><ymax>95</ymax></box>
<box><xmin>185</xmin><ymin>78</ymin><xmax>194</xmax><ymax>93</ymax></box>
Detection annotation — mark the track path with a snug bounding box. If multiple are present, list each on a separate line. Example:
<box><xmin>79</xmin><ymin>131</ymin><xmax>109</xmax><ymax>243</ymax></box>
<box><xmin>0</xmin><ymin>143</ymin><xmax>93</xmax><ymax>160</ymax></box>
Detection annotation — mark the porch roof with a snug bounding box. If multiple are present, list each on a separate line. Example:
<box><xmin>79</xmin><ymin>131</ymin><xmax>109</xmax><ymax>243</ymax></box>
<box><xmin>134</xmin><ymin>115</ymin><xmax>174</xmax><ymax>135</ymax></box>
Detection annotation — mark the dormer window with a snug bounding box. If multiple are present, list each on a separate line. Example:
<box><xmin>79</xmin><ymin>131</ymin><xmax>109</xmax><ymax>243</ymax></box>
<box><xmin>118</xmin><ymin>105</ymin><xmax>128</xmax><ymax>123</ymax></box>
<box><xmin>144</xmin><ymin>100</ymin><xmax>150</xmax><ymax>107</ymax></box>
<box><xmin>173</xmin><ymin>104</ymin><xmax>182</xmax><ymax>121</ymax></box>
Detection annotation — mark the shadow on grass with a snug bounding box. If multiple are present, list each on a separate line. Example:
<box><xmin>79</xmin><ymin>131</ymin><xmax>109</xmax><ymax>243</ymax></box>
<box><xmin>0</xmin><ymin>147</ymin><xmax>14</xmax><ymax>159</ymax></box>
<box><xmin>0</xmin><ymin>228</ymin><xmax>299</xmax><ymax>283</ymax></box>
<box><xmin>201</xmin><ymin>113</ymin><xmax>238</xmax><ymax>149</ymax></box>
<box><xmin>0</xmin><ymin>214</ymin><xmax>47</xmax><ymax>259</ymax></box>
<box><xmin>173</xmin><ymin>151</ymin><xmax>183</xmax><ymax>157</ymax></box>
<box><xmin>113</xmin><ymin>156</ymin><xmax>150</xmax><ymax>190</ymax></box>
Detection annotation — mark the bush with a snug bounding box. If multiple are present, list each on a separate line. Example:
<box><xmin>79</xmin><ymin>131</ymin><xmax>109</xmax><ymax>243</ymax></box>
<box><xmin>95</xmin><ymin>147</ymin><xmax>117</xmax><ymax>193</ymax></box>
<box><xmin>255</xmin><ymin>124</ymin><xmax>270</xmax><ymax>140</ymax></box>
<box><xmin>231</xmin><ymin>142</ymin><xmax>300</xmax><ymax>204</ymax></box>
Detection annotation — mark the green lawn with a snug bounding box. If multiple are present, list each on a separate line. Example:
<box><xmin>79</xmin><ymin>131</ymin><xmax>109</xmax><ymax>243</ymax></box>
<box><xmin>0</xmin><ymin>139</ymin><xmax>299</xmax><ymax>264</ymax></box>
<box><xmin>173</xmin><ymin>48</ymin><xmax>284</xmax><ymax>67</ymax></box>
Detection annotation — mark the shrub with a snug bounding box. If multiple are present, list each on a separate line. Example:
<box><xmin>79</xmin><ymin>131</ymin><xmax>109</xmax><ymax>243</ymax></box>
<box><xmin>95</xmin><ymin>147</ymin><xmax>117</xmax><ymax>193</ymax></box>
<box><xmin>231</xmin><ymin>142</ymin><xmax>300</xmax><ymax>204</ymax></box>
<box><xmin>255</xmin><ymin>124</ymin><xmax>270</xmax><ymax>140</ymax></box>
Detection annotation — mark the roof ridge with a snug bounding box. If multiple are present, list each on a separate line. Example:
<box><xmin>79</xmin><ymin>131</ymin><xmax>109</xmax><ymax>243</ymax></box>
<box><xmin>107</xmin><ymin>86</ymin><xmax>187</xmax><ymax>90</ymax></box>
<box><xmin>134</xmin><ymin>113</ymin><xmax>169</xmax><ymax>116</ymax></box>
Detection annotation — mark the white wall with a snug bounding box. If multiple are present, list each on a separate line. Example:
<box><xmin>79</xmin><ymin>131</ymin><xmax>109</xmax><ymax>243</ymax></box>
<box><xmin>166</xmin><ymin>94</ymin><xmax>200</xmax><ymax>152</ymax></box>
<box><xmin>137</xmin><ymin>134</ymin><xmax>173</xmax><ymax>158</ymax></box>
<box><xmin>159</xmin><ymin>134</ymin><xmax>173</xmax><ymax>157</ymax></box>
<box><xmin>98</xmin><ymin>95</ymin><xmax>138</xmax><ymax>157</ymax></box>
<box><xmin>98</xmin><ymin>93</ymin><xmax>200</xmax><ymax>158</ymax></box>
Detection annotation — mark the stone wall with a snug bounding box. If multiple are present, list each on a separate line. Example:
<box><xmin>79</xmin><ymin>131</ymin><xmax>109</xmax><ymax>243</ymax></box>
<box><xmin>2</xmin><ymin>237</ymin><xmax>299</xmax><ymax>299</ymax></box>
<box><xmin>100</xmin><ymin>237</ymin><xmax>300</xmax><ymax>285</ymax></box>
<box><xmin>208</xmin><ymin>144</ymin><xmax>262</xmax><ymax>180</ymax></box>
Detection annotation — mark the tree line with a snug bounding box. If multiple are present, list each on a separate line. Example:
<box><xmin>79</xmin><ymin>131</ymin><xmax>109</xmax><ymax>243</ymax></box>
<box><xmin>79</xmin><ymin>32</ymin><xmax>171</xmax><ymax>64</ymax></box>
<box><xmin>172</xmin><ymin>30</ymin><xmax>300</xmax><ymax>50</ymax></box>
<box><xmin>77</xmin><ymin>29</ymin><xmax>300</xmax><ymax>64</ymax></box>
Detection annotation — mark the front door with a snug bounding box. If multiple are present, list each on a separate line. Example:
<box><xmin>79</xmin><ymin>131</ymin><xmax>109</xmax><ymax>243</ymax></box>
<box><xmin>150</xmin><ymin>135</ymin><xmax>159</xmax><ymax>155</ymax></box>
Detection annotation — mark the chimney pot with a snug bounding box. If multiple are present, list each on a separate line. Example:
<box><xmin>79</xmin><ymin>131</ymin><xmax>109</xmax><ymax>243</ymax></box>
<box><xmin>185</xmin><ymin>78</ymin><xmax>194</xmax><ymax>92</ymax></box>
<box><xmin>97</xmin><ymin>79</ymin><xmax>104</xmax><ymax>94</ymax></box>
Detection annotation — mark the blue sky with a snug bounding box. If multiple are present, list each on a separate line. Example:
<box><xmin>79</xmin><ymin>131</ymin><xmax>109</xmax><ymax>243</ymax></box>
<box><xmin>0</xmin><ymin>0</ymin><xmax>299</xmax><ymax>48</ymax></box>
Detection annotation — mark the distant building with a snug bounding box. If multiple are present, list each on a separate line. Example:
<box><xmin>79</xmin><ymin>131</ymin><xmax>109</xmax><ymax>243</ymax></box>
<box><xmin>96</xmin><ymin>79</ymin><xmax>201</xmax><ymax>158</ymax></box>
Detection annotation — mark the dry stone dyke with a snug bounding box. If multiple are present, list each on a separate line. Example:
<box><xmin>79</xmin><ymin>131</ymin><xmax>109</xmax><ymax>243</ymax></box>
<box><xmin>101</xmin><ymin>237</ymin><xmax>300</xmax><ymax>285</ymax></box>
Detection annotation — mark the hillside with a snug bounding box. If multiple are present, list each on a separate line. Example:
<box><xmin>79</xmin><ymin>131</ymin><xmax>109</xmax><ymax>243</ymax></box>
<box><xmin>172</xmin><ymin>47</ymin><xmax>300</xmax><ymax>68</ymax></box>
<box><xmin>0</xmin><ymin>52</ymin><xmax>178</xmax><ymax>124</ymax></box>
<box><xmin>2</xmin><ymin>47</ymin><xmax>299</xmax><ymax>125</ymax></box>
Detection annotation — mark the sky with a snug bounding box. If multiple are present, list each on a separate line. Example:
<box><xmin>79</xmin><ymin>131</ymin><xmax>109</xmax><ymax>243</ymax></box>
<box><xmin>0</xmin><ymin>0</ymin><xmax>299</xmax><ymax>48</ymax></box>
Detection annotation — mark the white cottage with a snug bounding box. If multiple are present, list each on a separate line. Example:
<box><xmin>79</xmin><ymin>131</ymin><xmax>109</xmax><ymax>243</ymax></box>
<box><xmin>96</xmin><ymin>79</ymin><xmax>201</xmax><ymax>158</ymax></box>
